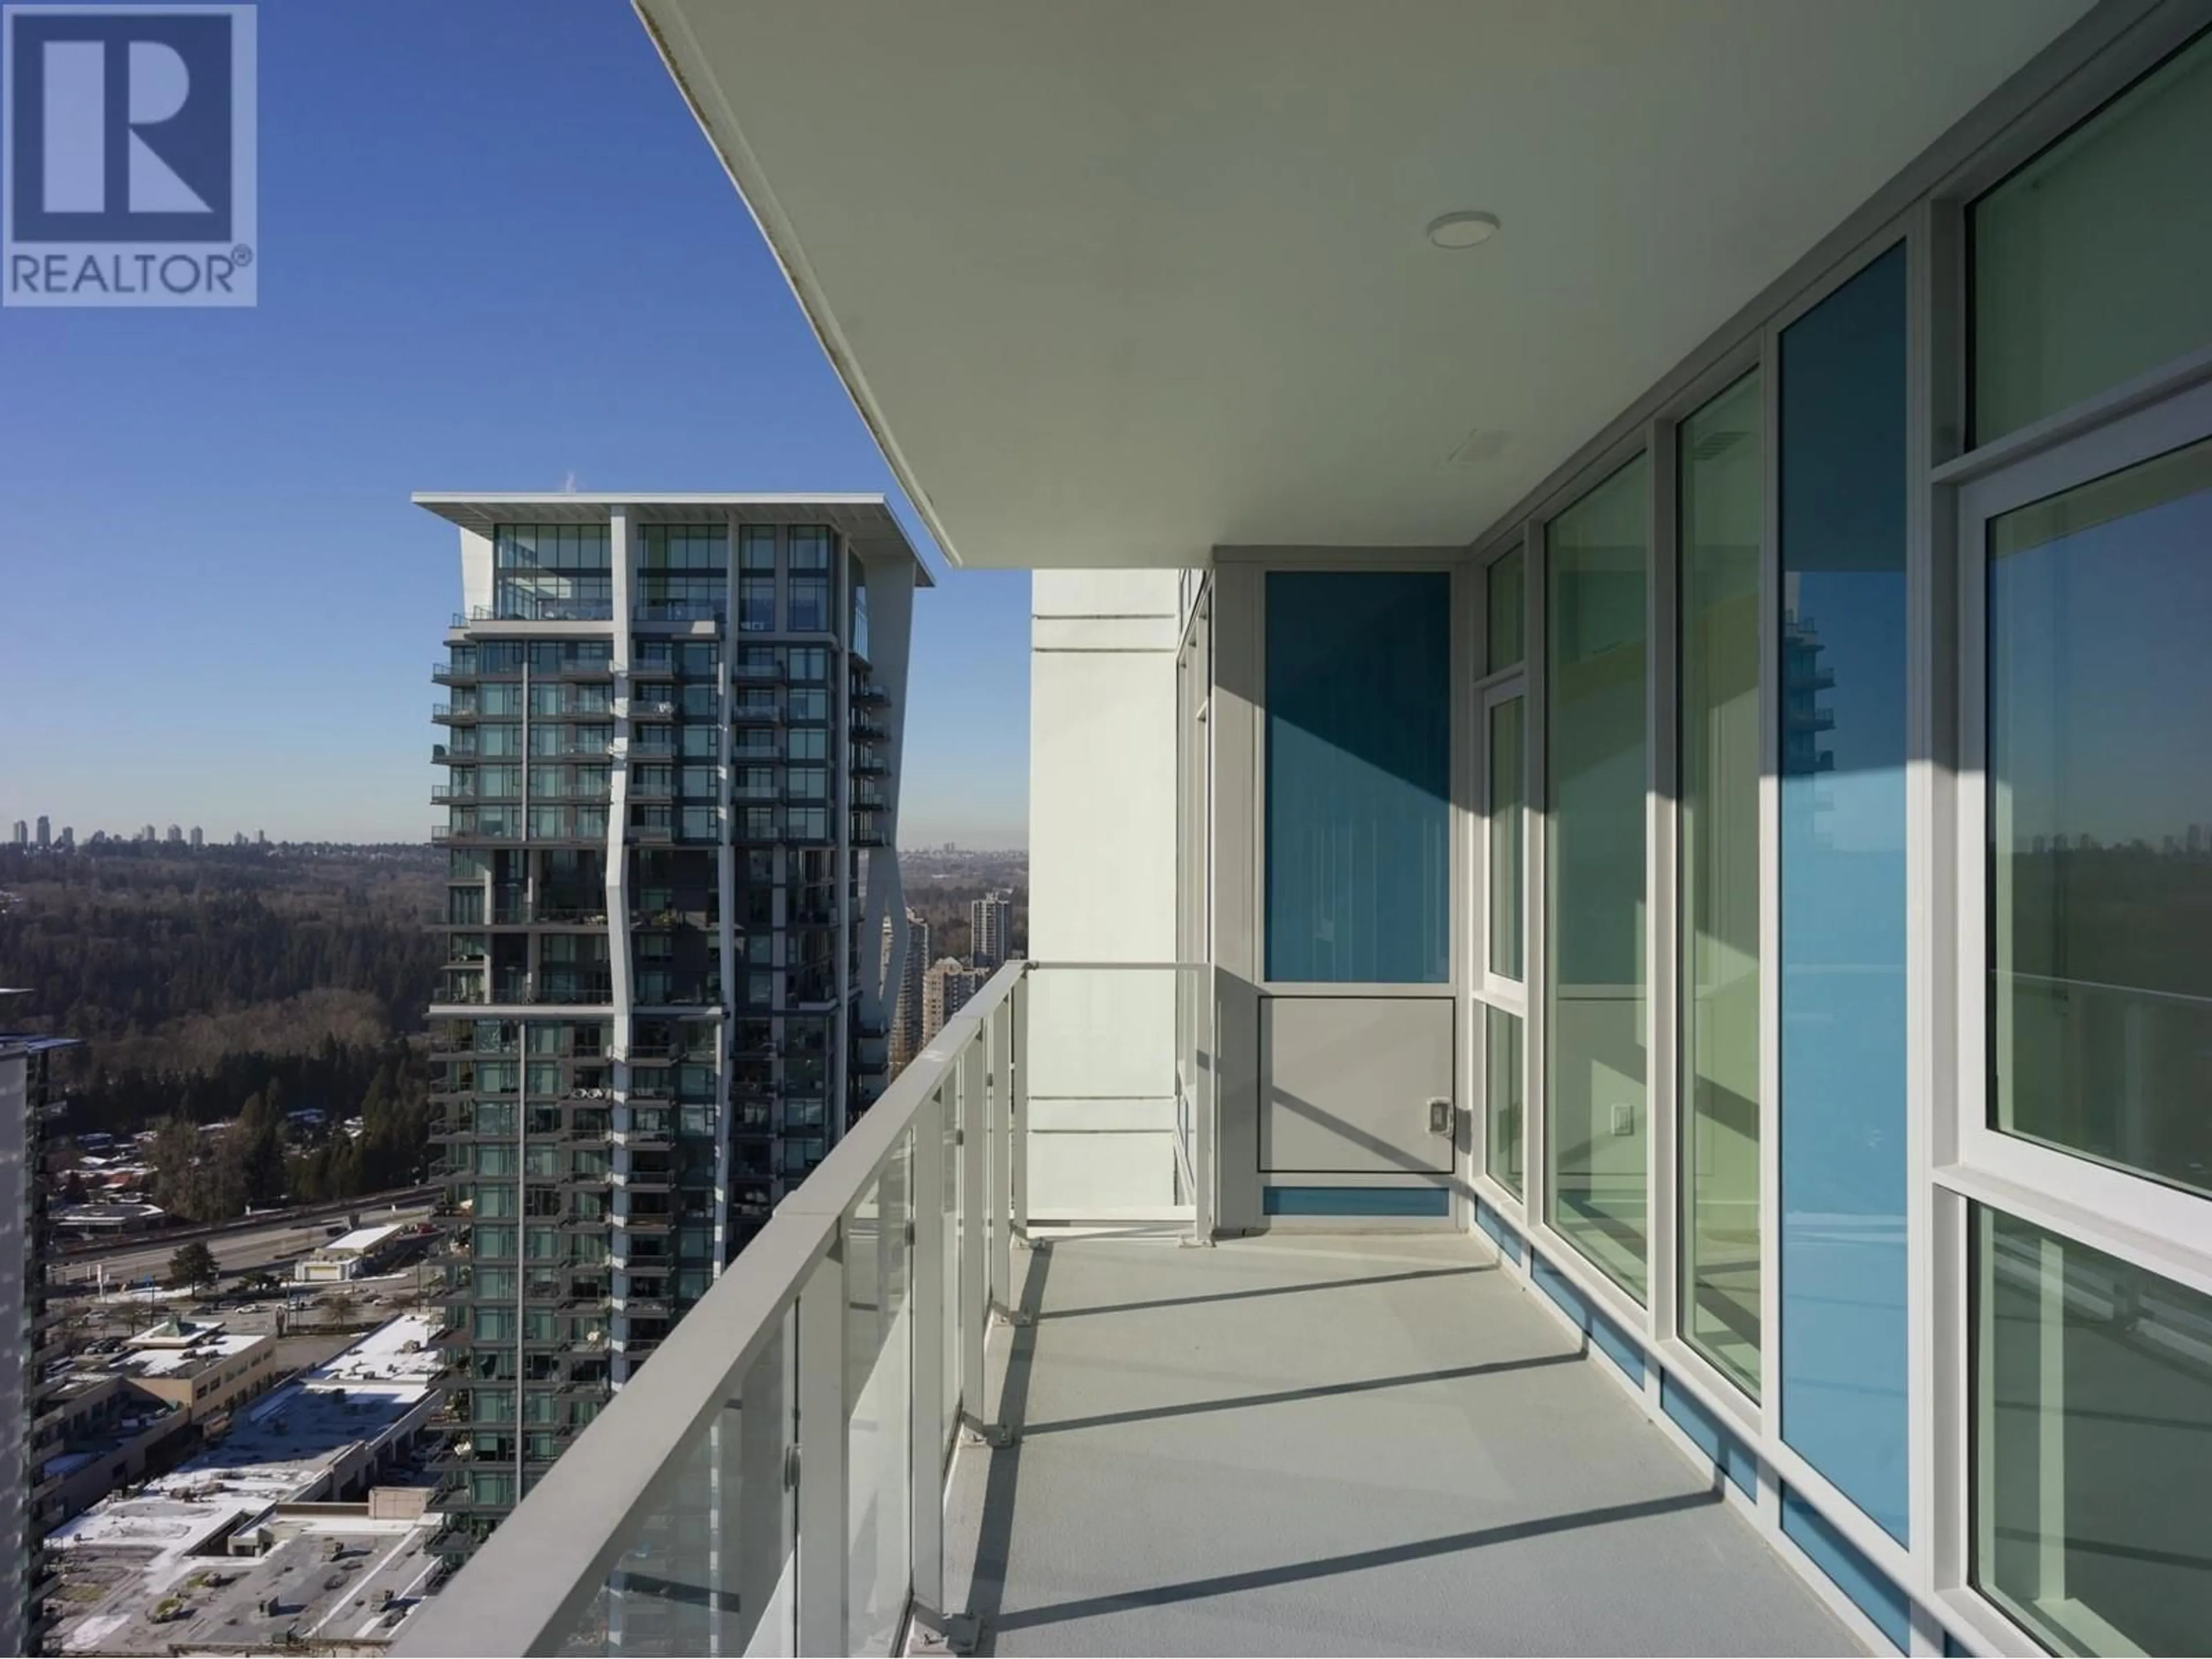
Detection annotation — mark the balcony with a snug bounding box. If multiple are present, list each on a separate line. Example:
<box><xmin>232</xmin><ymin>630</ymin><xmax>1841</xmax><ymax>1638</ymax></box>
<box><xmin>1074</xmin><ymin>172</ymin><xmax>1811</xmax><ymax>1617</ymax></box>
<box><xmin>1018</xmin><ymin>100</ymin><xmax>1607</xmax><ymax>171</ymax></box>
<box><xmin>397</xmin><ymin>962</ymin><xmax>1850</xmax><ymax>1659</ymax></box>
<box><xmin>432</xmin><ymin>702</ymin><xmax>478</xmax><ymax>724</ymax></box>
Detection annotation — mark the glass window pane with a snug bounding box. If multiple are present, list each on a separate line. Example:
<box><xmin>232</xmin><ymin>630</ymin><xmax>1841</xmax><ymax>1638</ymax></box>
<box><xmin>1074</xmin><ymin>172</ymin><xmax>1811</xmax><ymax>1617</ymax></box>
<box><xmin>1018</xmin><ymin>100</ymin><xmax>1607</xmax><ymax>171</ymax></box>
<box><xmin>1972</xmin><ymin>32</ymin><xmax>2212</xmax><ymax>444</ymax></box>
<box><xmin>1973</xmin><ymin>1206</ymin><xmax>2212</xmax><ymax>1656</ymax></box>
<box><xmin>1987</xmin><ymin>435</ymin><xmax>2212</xmax><ymax>1198</ymax></box>
<box><xmin>1264</xmin><ymin>571</ymin><xmax>1451</xmax><ymax>983</ymax></box>
<box><xmin>1778</xmin><ymin>245</ymin><xmax>1910</xmax><ymax>1542</ymax></box>
<box><xmin>1487</xmin><ymin>547</ymin><xmax>1525</xmax><ymax>672</ymax></box>
<box><xmin>1680</xmin><ymin>370</ymin><xmax>1764</xmax><ymax>1397</ymax></box>
<box><xmin>1486</xmin><ymin>696</ymin><xmax>1524</xmax><ymax>981</ymax></box>
<box><xmin>1485</xmin><ymin>1005</ymin><xmax>1524</xmax><ymax>1199</ymax></box>
<box><xmin>1544</xmin><ymin>456</ymin><xmax>1650</xmax><ymax>1301</ymax></box>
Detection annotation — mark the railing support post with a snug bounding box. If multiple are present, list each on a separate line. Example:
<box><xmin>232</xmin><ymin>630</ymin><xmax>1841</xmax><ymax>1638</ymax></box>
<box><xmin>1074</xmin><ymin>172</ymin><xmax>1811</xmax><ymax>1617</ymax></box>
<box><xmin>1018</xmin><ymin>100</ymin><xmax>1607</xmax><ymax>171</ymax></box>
<box><xmin>795</xmin><ymin>1244</ymin><xmax>848</xmax><ymax>1657</ymax></box>
<box><xmin>988</xmin><ymin>1005</ymin><xmax>1020</xmax><ymax>1325</ymax></box>
<box><xmin>957</xmin><ymin>1036</ymin><xmax>1007</xmax><ymax>1446</ymax></box>
<box><xmin>908</xmin><ymin>1088</ymin><xmax>948</xmax><ymax>1624</ymax></box>
<box><xmin>1010</xmin><ymin>971</ymin><xmax>1030</xmax><ymax>1245</ymax></box>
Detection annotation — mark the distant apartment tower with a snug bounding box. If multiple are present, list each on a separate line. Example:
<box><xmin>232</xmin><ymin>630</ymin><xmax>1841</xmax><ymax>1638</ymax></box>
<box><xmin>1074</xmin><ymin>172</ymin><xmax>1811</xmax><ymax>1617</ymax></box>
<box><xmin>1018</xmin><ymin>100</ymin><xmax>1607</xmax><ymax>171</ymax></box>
<box><xmin>8</xmin><ymin>823</ymin><xmax>22</xmax><ymax>848</ymax></box>
<box><xmin>255</xmin><ymin>830</ymin><xmax>267</xmax><ymax>847</ymax></box>
<box><xmin>1</xmin><ymin>1012</ymin><xmax>78</xmax><ymax>1657</ymax></box>
<box><xmin>883</xmin><ymin>906</ymin><xmax>930</xmax><ymax>1067</ymax></box>
<box><xmin>921</xmin><ymin>957</ymin><xmax>984</xmax><ymax>1045</ymax></box>
<box><xmin>188</xmin><ymin>827</ymin><xmax>203</xmax><ymax>850</ymax></box>
<box><xmin>971</xmin><ymin>889</ymin><xmax>1014</xmax><ymax>970</ymax></box>
<box><xmin>54</xmin><ymin>828</ymin><xmax>70</xmax><ymax>852</ymax></box>
<box><xmin>233</xmin><ymin>832</ymin><xmax>247</xmax><ymax>847</ymax></box>
<box><xmin>33</xmin><ymin>816</ymin><xmax>48</xmax><ymax>849</ymax></box>
<box><xmin>138</xmin><ymin>825</ymin><xmax>154</xmax><ymax>843</ymax></box>
<box><xmin>416</xmin><ymin>493</ymin><xmax>925</xmax><ymax>1555</ymax></box>
<box><xmin>164</xmin><ymin>825</ymin><xmax>182</xmax><ymax>844</ymax></box>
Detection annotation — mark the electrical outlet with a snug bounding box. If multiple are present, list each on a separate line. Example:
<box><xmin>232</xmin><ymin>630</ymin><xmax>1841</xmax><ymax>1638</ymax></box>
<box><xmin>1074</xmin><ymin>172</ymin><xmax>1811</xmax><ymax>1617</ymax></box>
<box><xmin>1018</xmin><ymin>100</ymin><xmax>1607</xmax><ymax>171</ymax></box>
<box><xmin>1611</xmin><ymin>1101</ymin><xmax>1635</xmax><ymax>1137</ymax></box>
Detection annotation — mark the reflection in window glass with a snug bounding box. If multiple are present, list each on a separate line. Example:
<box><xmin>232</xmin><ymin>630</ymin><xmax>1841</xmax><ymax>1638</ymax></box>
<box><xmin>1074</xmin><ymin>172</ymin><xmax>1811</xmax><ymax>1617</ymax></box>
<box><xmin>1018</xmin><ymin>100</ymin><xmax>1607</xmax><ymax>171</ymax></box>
<box><xmin>1487</xmin><ymin>548</ymin><xmax>1525</xmax><ymax>672</ymax></box>
<box><xmin>1778</xmin><ymin>246</ymin><xmax>1910</xmax><ymax>1541</ymax></box>
<box><xmin>1972</xmin><ymin>31</ymin><xmax>2212</xmax><ymax>444</ymax></box>
<box><xmin>1487</xmin><ymin>696</ymin><xmax>1525</xmax><ymax>982</ymax></box>
<box><xmin>1974</xmin><ymin>1207</ymin><xmax>2212</xmax><ymax>1656</ymax></box>
<box><xmin>1680</xmin><ymin>372</ymin><xmax>1763</xmax><ymax>1396</ymax></box>
<box><xmin>1988</xmin><ymin>437</ymin><xmax>2212</xmax><ymax>1198</ymax></box>
<box><xmin>1545</xmin><ymin>456</ymin><xmax>1649</xmax><ymax>1301</ymax></box>
<box><xmin>1486</xmin><ymin>1005</ymin><xmax>1524</xmax><ymax>1199</ymax></box>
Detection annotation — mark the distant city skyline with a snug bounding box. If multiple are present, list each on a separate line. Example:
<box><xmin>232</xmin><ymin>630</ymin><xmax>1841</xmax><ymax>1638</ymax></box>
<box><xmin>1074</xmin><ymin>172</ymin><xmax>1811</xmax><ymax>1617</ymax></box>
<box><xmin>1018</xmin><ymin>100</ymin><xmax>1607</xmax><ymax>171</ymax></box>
<box><xmin>0</xmin><ymin>0</ymin><xmax>1027</xmax><ymax>850</ymax></box>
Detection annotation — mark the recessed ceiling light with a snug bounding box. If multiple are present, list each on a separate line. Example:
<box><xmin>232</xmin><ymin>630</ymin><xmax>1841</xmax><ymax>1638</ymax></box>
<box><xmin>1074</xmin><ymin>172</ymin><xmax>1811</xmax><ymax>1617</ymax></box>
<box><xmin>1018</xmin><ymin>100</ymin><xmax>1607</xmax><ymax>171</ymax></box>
<box><xmin>1426</xmin><ymin>210</ymin><xmax>1500</xmax><ymax>249</ymax></box>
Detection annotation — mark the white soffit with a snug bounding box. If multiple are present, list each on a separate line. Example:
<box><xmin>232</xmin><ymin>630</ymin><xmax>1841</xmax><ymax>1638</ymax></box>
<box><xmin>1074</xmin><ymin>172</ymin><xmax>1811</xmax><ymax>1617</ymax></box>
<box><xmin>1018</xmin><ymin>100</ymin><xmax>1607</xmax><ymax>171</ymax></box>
<box><xmin>641</xmin><ymin>0</ymin><xmax>2096</xmax><ymax>569</ymax></box>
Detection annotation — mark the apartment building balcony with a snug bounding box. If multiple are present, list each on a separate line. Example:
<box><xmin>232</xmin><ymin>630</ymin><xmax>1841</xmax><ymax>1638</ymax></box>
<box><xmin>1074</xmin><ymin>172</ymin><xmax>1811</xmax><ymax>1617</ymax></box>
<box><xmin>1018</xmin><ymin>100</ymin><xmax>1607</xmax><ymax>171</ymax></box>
<box><xmin>431</xmin><ymin>702</ymin><xmax>478</xmax><ymax>725</ymax></box>
<box><xmin>397</xmin><ymin>961</ymin><xmax>1856</xmax><ymax>1659</ymax></box>
<box><xmin>432</xmin><ymin>660</ymin><xmax>478</xmax><ymax>685</ymax></box>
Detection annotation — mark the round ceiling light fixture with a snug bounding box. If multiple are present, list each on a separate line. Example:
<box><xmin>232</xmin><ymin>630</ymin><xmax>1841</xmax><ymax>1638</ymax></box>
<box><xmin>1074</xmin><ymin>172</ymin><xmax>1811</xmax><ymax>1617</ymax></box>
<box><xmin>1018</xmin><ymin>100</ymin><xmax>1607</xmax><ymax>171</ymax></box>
<box><xmin>1425</xmin><ymin>210</ymin><xmax>1501</xmax><ymax>249</ymax></box>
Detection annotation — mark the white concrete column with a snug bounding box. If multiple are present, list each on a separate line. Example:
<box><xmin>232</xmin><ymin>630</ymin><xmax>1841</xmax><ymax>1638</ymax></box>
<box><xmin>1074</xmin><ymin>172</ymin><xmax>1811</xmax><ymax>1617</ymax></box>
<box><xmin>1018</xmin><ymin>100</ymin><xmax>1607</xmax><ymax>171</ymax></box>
<box><xmin>1028</xmin><ymin>569</ymin><xmax>1180</xmax><ymax>1217</ymax></box>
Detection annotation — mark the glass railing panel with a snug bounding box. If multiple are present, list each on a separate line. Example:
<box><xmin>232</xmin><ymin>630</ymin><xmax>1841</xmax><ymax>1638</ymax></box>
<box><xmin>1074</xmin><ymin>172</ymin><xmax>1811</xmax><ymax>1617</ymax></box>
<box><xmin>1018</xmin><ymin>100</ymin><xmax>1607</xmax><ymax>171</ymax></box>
<box><xmin>843</xmin><ymin>1132</ymin><xmax>913</xmax><ymax>1654</ymax></box>
<box><xmin>543</xmin><ymin>1317</ymin><xmax>794</xmax><ymax>1657</ymax></box>
<box><xmin>941</xmin><ymin>1082</ymin><xmax>961</xmax><ymax>1452</ymax></box>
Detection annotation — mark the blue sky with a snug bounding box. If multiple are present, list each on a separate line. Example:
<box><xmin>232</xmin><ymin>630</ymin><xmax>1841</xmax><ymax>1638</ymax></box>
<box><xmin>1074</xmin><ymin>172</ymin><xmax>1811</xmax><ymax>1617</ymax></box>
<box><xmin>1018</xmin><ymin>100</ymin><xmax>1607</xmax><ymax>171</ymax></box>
<box><xmin>0</xmin><ymin>0</ymin><xmax>1029</xmax><ymax>848</ymax></box>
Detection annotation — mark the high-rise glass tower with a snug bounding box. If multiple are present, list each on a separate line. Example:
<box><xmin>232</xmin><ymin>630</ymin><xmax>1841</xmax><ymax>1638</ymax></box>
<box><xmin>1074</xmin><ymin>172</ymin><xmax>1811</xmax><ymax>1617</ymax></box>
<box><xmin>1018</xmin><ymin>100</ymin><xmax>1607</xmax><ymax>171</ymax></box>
<box><xmin>415</xmin><ymin>494</ymin><xmax>926</xmax><ymax>1556</ymax></box>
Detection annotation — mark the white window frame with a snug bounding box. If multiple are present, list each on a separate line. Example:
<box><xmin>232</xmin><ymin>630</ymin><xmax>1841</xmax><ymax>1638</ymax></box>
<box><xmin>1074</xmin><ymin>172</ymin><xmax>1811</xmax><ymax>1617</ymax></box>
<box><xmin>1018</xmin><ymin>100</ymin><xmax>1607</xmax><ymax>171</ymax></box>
<box><xmin>1946</xmin><ymin>371</ymin><xmax>2212</xmax><ymax>1300</ymax></box>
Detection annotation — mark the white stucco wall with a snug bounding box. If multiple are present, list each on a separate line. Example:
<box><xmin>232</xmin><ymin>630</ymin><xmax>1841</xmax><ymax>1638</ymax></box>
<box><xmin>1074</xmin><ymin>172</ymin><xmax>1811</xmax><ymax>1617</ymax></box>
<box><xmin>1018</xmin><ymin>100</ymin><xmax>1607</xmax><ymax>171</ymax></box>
<box><xmin>1028</xmin><ymin>569</ymin><xmax>1181</xmax><ymax>1215</ymax></box>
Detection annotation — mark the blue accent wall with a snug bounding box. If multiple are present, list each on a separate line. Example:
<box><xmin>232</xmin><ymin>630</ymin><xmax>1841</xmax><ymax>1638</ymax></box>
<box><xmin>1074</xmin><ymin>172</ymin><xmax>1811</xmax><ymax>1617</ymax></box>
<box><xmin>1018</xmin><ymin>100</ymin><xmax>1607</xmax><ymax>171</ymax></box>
<box><xmin>1777</xmin><ymin>245</ymin><xmax>1911</xmax><ymax>1544</ymax></box>
<box><xmin>1263</xmin><ymin>1185</ymin><xmax>1451</xmax><ymax>1218</ymax></box>
<box><xmin>1532</xmin><ymin>1255</ymin><xmax>1646</xmax><ymax>1382</ymax></box>
<box><xmin>1265</xmin><ymin>571</ymin><xmax>1450</xmax><ymax>983</ymax></box>
<box><xmin>1661</xmin><ymin>1375</ymin><xmax>1755</xmax><ymax>1497</ymax></box>
<box><xmin>1474</xmin><ymin>1198</ymin><xmax>1525</xmax><ymax>1264</ymax></box>
<box><xmin>1782</xmin><ymin>1488</ymin><xmax>1911</xmax><ymax>1652</ymax></box>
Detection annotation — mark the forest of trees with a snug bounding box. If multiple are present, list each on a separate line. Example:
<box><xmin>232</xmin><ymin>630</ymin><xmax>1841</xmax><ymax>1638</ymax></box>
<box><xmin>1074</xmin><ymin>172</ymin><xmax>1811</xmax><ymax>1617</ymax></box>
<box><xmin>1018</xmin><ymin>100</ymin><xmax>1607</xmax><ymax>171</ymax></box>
<box><xmin>1</xmin><ymin>843</ymin><xmax>443</xmax><ymax>1210</ymax></box>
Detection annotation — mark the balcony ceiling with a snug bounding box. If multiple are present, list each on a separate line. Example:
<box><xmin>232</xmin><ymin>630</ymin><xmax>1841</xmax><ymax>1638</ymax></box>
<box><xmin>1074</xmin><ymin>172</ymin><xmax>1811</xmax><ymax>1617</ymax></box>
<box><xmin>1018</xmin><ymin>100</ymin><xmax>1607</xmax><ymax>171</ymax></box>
<box><xmin>640</xmin><ymin>0</ymin><xmax>2093</xmax><ymax>569</ymax></box>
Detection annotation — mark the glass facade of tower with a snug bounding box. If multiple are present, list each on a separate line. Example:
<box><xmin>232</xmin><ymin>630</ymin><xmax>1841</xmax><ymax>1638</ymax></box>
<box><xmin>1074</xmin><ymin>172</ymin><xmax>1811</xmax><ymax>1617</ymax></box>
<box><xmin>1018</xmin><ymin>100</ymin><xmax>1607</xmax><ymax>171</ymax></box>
<box><xmin>426</xmin><ymin>510</ymin><xmax>902</xmax><ymax>1558</ymax></box>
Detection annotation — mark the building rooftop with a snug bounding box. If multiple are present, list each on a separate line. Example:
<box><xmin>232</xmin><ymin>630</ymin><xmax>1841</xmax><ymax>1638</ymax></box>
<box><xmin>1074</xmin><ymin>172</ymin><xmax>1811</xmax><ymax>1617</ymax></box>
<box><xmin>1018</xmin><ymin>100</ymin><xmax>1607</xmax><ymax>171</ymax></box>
<box><xmin>319</xmin><ymin>1222</ymin><xmax>403</xmax><ymax>1256</ymax></box>
<box><xmin>51</xmin><ymin>1314</ymin><xmax>443</xmax><ymax>1566</ymax></box>
<box><xmin>411</xmin><ymin>490</ymin><xmax>935</xmax><ymax>582</ymax></box>
<box><xmin>51</xmin><ymin>1513</ymin><xmax>438</xmax><ymax>1656</ymax></box>
<box><xmin>113</xmin><ymin>1320</ymin><xmax>266</xmax><ymax>1380</ymax></box>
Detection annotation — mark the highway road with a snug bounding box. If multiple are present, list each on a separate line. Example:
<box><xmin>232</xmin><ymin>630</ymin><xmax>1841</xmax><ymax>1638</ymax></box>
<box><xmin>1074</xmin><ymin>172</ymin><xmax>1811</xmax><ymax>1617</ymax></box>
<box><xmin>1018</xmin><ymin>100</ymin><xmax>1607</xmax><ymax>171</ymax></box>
<box><xmin>47</xmin><ymin>1200</ymin><xmax>435</xmax><ymax>1290</ymax></box>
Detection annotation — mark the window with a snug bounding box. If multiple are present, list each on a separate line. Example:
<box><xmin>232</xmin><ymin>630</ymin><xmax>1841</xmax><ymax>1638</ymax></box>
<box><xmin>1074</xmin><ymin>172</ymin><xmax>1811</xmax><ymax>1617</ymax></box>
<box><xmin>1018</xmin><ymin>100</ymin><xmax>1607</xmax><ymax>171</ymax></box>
<box><xmin>787</xmin><ymin>728</ymin><xmax>827</xmax><ymax>762</ymax></box>
<box><xmin>680</xmin><ymin>806</ymin><xmax>718</xmax><ymax>840</ymax></box>
<box><xmin>738</xmin><ymin>525</ymin><xmax>776</xmax><ymax>573</ymax></box>
<box><xmin>1973</xmin><ymin>1207</ymin><xmax>2212</xmax><ymax>1656</ymax></box>
<box><xmin>1971</xmin><ymin>32</ymin><xmax>2212</xmax><ymax>444</ymax></box>
<box><xmin>1487</xmin><ymin>547</ymin><xmax>1525</xmax><ymax>672</ymax></box>
<box><xmin>1546</xmin><ymin>456</ymin><xmax>1650</xmax><ymax>1301</ymax></box>
<box><xmin>1263</xmin><ymin>570</ymin><xmax>1449</xmax><ymax>983</ymax></box>
<box><xmin>1986</xmin><ymin>435</ymin><xmax>2212</xmax><ymax>1197</ymax></box>
<box><xmin>639</xmin><ymin>524</ymin><xmax>727</xmax><ymax>570</ymax></box>
<box><xmin>787</xmin><ymin>689</ymin><xmax>828</xmax><ymax>722</ymax></box>
<box><xmin>1487</xmin><ymin>697</ymin><xmax>1525</xmax><ymax>983</ymax></box>
<box><xmin>789</xmin><ymin>526</ymin><xmax>831</xmax><ymax>570</ymax></box>
<box><xmin>789</xmin><ymin>576</ymin><xmax>830</xmax><ymax>632</ymax></box>
<box><xmin>680</xmin><ymin>766</ymin><xmax>718</xmax><ymax>798</ymax></box>
<box><xmin>1778</xmin><ymin>246</ymin><xmax>1910</xmax><ymax>1541</ymax></box>
<box><xmin>788</xmin><ymin>647</ymin><xmax>827</xmax><ymax>683</ymax></box>
<box><xmin>1485</xmin><ymin>1005</ymin><xmax>1524</xmax><ymax>1199</ymax></box>
<box><xmin>739</xmin><ymin>576</ymin><xmax>776</xmax><ymax>632</ymax></box>
<box><xmin>786</xmin><ymin>767</ymin><xmax>827</xmax><ymax>801</ymax></box>
<box><xmin>1680</xmin><ymin>372</ymin><xmax>1763</xmax><ymax>1397</ymax></box>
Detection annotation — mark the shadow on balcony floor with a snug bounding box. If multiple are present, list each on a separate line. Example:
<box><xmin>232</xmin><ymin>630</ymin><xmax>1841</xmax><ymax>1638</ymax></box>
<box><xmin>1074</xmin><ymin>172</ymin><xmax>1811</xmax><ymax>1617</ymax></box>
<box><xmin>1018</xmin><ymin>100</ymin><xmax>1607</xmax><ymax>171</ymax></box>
<box><xmin>940</xmin><ymin>1231</ymin><xmax>1856</xmax><ymax>1657</ymax></box>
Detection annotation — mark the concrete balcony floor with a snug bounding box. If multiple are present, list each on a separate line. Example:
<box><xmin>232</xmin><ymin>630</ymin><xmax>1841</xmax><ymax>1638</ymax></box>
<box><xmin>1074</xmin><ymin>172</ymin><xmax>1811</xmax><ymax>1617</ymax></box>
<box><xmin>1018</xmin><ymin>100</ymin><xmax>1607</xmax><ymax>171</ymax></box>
<box><xmin>941</xmin><ymin>1232</ymin><xmax>1857</xmax><ymax>1657</ymax></box>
